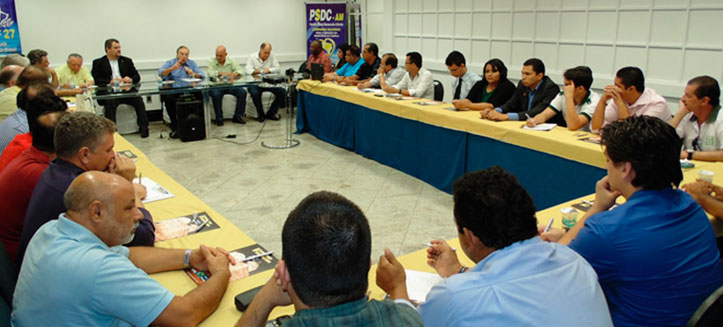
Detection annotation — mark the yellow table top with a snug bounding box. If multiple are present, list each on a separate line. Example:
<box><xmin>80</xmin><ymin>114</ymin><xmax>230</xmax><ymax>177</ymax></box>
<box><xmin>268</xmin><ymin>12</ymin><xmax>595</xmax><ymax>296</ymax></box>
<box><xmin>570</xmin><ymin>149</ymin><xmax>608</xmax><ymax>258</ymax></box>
<box><xmin>297</xmin><ymin>80</ymin><xmax>607</xmax><ymax>169</ymax></box>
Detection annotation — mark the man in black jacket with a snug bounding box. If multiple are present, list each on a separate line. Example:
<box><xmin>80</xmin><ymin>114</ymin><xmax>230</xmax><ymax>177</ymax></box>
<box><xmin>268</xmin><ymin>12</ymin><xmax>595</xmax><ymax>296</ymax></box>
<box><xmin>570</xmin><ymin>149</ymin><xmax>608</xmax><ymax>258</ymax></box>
<box><xmin>483</xmin><ymin>58</ymin><xmax>560</xmax><ymax>123</ymax></box>
<box><xmin>91</xmin><ymin>38</ymin><xmax>149</xmax><ymax>138</ymax></box>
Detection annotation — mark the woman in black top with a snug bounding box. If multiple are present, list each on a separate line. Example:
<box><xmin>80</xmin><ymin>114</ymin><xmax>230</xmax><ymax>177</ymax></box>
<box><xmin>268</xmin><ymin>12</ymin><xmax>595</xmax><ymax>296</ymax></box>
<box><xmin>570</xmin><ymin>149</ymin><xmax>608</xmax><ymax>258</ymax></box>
<box><xmin>452</xmin><ymin>58</ymin><xmax>516</xmax><ymax>111</ymax></box>
<box><xmin>334</xmin><ymin>43</ymin><xmax>350</xmax><ymax>71</ymax></box>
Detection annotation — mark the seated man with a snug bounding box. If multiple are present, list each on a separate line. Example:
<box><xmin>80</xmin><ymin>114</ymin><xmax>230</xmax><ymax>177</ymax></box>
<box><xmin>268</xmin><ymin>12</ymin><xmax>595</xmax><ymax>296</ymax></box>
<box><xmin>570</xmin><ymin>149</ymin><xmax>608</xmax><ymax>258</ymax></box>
<box><xmin>376</xmin><ymin>166</ymin><xmax>612</xmax><ymax>327</ymax></box>
<box><xmin>18</xmin><ymin>112</ymin><xmax>155</xmax><ymax>264</ymax></box>
<box><xmin>0</xmin><ymin>101</ymin><xmax>65</xmax><ymax>262</ymax></box>
<box><xmin>13</xmin><ymin>171</ymin><xmax>232</xmax><ymax>327</ymax></box>
<box><xmin>245</xmin><ymin>42</ymin><xmax>285</xmax><ymax>122</ymax></box>
<box><xmin>0</xmin><ymin>90</ymin><xmax>67</xmax><ymax>171</ymax></box>
<box><xmin>669</xmin><ymin>76</ymin><xmax>723</xmax><ymax>162</ymax></box>
<box><xmin>357</xmin><ymin>53</ymin><xmax>405</xmax><ymax>90</ymax></box>
<box><xmin>484</xmin><ymin>58</ymin><xmax>559</xmax><ymax>121</ymax></box>
<box><xmin>27</xmin><ymin>49</ymin><xmax>59</xmax><ymax>88</ymax></box>
<box><xmin>0</xmin><ymin>64</ymin><xmax>24</xmax><ymax>121</ymax></box>
<box><xmin>55</xmin><ymin>53</ymin><xmax>94</xmax><ymax>96</ymax></box>
<box><xmin>381</xmin><ymin>52</ymin><xmax>434</xmax><ymax>100</ymax></box>
<box><xmin>342</xmin><ymin>42</ymin><xmax>381</xmax><ymax>85</ymax></box>
<box><xmin>445</xmin><ymin>50</ymin><xmax>481</xmax><ymax>100</ymax></box>
<box><xmin>236</xmin><ymin>191</ymin><xmax>423</xmax><ymax>327</ymax></box>
<box><xmin>1</xmin><ymin>54</ymin><xmax>29</xmax><ymax>68</ymax></box>
<box><xmin>527</xmin><ymin>66</ymin><xmax>600</xmax><ymax>131</ymax></box>
<box><xmin>545</xmin><ymin>116</ymin><xmax>723</xmax><ymax>326</ymax></box>
<box><xmin>0</xmin><ymin>70</ymin><xmax>54</xmax><ymax>153</ymax></box>
<box><xmin>306</xmin><ymin>40</ymin><xmax>332</xmax><ymax>74</ymax></box>
<box><xmin>207</xmin><ymin>45</ymin><xmax>247</xmax><ymax>126</ymax></box>
<box><xmin>91</xmin><ymin>38</ymin><xmax>149</xmax><ymax>138</ymax></box>
<box><xmin>322</xmin><ymin>45</ymin><xmax>363</xmax><ymax>83</ymax></box>
<box><xmin>159</xmin><ymin>45</ymin><xmax>205</xmax><ymax>138</ymax></box>
<box><xmin>590</xmin><ymin>66</ymin><xmax>670</xmax><ymax>131</ymax></box>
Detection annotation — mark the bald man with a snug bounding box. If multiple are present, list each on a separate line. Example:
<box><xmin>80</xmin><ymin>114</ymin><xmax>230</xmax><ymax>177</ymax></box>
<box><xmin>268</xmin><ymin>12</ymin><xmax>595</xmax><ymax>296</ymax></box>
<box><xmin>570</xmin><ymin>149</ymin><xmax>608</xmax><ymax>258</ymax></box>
<box><xmin>207</xmin><ymin>45</ymin><xmax>247</xmax><ymax>126</ymax></box>
<box><xmin>13</xmin><ymin>171</ymin><xmax>233</xmax><ymax>327</ymax></box>
<box><xmin>0</xmin><ymin>64</ymin><xmax>24</xmax><ymax>121</ymax></box>
<box><xmin>245</xmin><ymin>42</ymin><xmax>284</xmax><ymax>122</ymax></box>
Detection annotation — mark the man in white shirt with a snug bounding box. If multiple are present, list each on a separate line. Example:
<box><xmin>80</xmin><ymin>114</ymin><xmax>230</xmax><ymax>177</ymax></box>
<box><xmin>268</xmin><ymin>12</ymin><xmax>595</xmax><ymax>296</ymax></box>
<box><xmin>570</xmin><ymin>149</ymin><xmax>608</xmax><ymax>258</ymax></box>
<box><xmin>527</xmin><ymin>66</ymin><xmax>600</xmax><ymax>132</ymax></box>
<box><xmin>670</xmin><ymin>75</ymin><xmax>723</xmax><ymax>162</ymax></box>
<box><xmin>357</xmin><ymin>53</ymin><xmax>405</xmax><ymax>90</ymax></box>
<box><xmin>590</xmin><ymin>66</ymin><xmax>670</xmax><ymax>132</ymax></box>
<box><xmin>245</xmin><ymin>42</ymin><xmax>285</xmax><ymax>122</ymax></box>
<box><xmin>381</xmin><ymin>52</ymin><xmax>434</xmax><ymax>100</ymax></box>
<box><xmin>445</xmin><ymin>51</ymin><xmax>481</xmax><ymax>100</ymax></box>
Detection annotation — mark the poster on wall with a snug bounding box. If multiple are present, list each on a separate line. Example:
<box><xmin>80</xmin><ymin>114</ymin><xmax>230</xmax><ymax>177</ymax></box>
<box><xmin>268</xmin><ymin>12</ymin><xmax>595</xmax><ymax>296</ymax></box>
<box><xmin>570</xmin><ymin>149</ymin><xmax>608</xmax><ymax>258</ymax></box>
<box><xmin>0</xmin><ymin>0</ymin><xmax>20</xmax><ymax>56</ymax></box>
<box><xmin>306</xmin><ymin>2</ymin><xmax>346</xmax><ymax>66</ymax></box>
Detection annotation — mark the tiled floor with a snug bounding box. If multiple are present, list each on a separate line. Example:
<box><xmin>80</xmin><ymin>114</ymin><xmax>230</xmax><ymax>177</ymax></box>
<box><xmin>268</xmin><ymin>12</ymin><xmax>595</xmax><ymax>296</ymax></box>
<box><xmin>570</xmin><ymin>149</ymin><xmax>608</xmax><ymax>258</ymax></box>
<box><xmin>124</xmin><ymin>112</ymin><xmax>458</xmax><ymax>262</ymax></box>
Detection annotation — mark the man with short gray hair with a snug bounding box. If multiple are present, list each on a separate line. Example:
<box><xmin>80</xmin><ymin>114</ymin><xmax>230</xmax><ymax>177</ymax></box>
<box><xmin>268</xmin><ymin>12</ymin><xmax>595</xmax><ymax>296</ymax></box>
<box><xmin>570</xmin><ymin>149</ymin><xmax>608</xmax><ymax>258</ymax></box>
<box><xmin>0</xmin><ymin>64</ymin><xmax>23</xmax><ymax>120</ymax></box>
<box><xmin>245</xmin><ymin>42</ymin><xmax>284</xmax><ymax>122</ymax></box>
<box><xmin>17</xmin><ymin>111</ymin><xmax>155</xmax><ymax>264</ymax></box>
<box><xmin>56</xmin><ymin>53</ymin><xmax>94</xmax><ymax>92</ymax></box>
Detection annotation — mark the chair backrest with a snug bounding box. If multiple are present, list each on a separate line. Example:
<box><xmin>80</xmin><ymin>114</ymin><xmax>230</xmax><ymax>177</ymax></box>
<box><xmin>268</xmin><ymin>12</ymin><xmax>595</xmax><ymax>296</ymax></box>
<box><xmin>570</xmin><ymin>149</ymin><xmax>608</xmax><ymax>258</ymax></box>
<box><xmin>687</xmin><ymin>285</ymin><xmax>723</xmax><ymax>327</ymax></box>
<box><xmin>298</xmin><ymin>60</ymin><xmax>309</xmax><ymax>74</ymax></box>
<box><xmin>433</xmin><ymin>80</ymin><xmax>444</xmax><ymax>101</ymax></box>
<box><xmin>0</xmin><ymin>242</ymin><xmax>16</xmax><ymax>307</ymax></box>
<box><xmin>0</xmin><ymin>296</ymin><xmax>10</xmax><ymax>327</ymax></box>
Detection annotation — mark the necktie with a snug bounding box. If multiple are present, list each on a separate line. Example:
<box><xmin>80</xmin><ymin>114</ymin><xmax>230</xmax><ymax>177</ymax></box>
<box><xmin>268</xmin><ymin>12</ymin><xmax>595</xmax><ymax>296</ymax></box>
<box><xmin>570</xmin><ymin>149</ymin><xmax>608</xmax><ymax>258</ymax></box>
<box><xmin>454</xmin><ymin>77</ymin><xmax>463</xmax><ymax>99</ymax></box>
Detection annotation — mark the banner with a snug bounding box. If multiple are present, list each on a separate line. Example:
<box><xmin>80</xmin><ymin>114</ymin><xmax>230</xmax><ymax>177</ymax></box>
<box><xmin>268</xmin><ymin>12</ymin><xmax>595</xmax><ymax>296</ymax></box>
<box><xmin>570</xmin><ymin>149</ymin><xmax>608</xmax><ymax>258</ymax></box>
<box><xmin>306</xmin><ymin>2</ymin><xmax>346</xmax><ymax>65</ymax></box>
<box><xmin>0</xmin><ymin>0</ymin><xmax>20</xmax><ymax>56</ymax></box>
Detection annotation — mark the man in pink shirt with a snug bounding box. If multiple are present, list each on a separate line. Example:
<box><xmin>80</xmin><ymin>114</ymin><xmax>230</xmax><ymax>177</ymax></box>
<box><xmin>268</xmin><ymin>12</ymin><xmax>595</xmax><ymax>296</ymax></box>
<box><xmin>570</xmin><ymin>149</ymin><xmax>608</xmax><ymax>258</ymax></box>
<box><xmin>306</xmin><ymin>40</ymin><xmax>332</xmax><ymax>74</ymax></box>
<box><xmin>590</xmin><ymin>66</ymin><xmax>670</xmax><ymax>132</ymax></box>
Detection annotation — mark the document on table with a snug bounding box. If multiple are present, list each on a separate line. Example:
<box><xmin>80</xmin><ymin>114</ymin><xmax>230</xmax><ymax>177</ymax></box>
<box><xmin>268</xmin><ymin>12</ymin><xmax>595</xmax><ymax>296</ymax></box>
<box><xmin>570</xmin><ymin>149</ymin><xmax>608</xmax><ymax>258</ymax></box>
<box><xmin>360</xmin><ymin>88</ymin><xmax>385</xmax><ymax>94</ymax></box>
<box><xmin>522</xmin><ymin>123</ymin><xmax>557</xmax><ymax>131</ymax></box>
<box><xmin>132</xmin><ymin>177</ymin><xmax>175</xmax><ymax>203</ymax></box>
<box><xmin>405</xmin><ymin>269</ymin><xmax>444</xmax><ymax>303</ymax></box>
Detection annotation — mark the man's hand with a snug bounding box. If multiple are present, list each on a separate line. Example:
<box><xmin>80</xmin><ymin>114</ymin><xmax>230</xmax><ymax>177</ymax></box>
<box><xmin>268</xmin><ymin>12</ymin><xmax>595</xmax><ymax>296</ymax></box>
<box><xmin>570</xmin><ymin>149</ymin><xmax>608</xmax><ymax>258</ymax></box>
<box><xmin>479</xmin><ymin>109</ymin><xmax>491</xmax><ymax>118</ymax></box>
<box><xmin>563</xmin><ymin>81</ymin><xmax>576</xmax><ymax>99</ymax></box>
<box><xmin>191</xmin><ymin>245</ymin><xmax>234</xmax><ymax>275</ymax></box>
<box><xmin>485</xmin><ymin>110</ymin><xmax>509</xmax><ymax>121</ymax></box>
<box><xmin>592</xmin><ymin>176</ymin><xmax>621</xmax><ymax>211</ymax></box>
<box><xmin>681</xmin><ymin>150</ymin><xmax>690</xmax><ymax>160</ymax></box>
<box><xmin>377</xmin><ymin>66</ymin><xmax>385</xmax><ymax>76</ymax></box>
<box><xmin>376</xmin><ymin>248</ymin><xmax>409</xmax><ymax>300</ymax></box>
<box><xmin>184</xmin><ymin>67</ymin><xmax>195</xmax><ymax>76</ymax></box>
<box><xmin>107</xmin><ymin>153</ymin><xmax>136</xmax><ymax>181</ymax></box>
<box><xmin>453</xmin><ymin>99</ymin><xmax>471</xmax><ymax>109</ymax></box>
<box><xmin>122</xmin><ymin>76</ymin><xmax>133</xmax><ymax>84</ymax></box>
<box><xmin>682</xmin><ymin>180</ymin><xmax>713</xmax><ymax>201</ymax></box>
<box><xmin>171</xmin><ymin>61</ymin><xmax>183</xmax><ymax>71</ymax></box>
<box><xmin>426</xmin><ymin>240</ymin><xmax>462</xmax><ymax>278</ymax></box>
<box><xmin>132</xmin><ymin>183</ymin><xmax>147</xmax><ymax>201</ymax></box>
<box><xmin>263</xmin><ymin>68</ymin><xmax>271</xmax><ymax>74</ymax></box>
<box><xmin>382</xmin><ymin>85</ymin><xmax>397</xmax><ymax>94</ymax></box>
<box><xmin>538</xmin><ymin>225</ymin><xmax>566</xmax><ymax>242</ymax></box>
<box><xmin>677</xmin><ymin>99</ymin><xmax>690</xmax><ymax>115</ymax></box>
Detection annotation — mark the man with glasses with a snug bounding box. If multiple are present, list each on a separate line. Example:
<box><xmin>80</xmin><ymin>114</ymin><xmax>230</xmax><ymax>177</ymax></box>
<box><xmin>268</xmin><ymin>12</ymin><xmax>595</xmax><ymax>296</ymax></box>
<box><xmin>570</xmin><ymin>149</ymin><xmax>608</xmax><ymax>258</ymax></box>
<box><xmin>669</xmin><ymin>76</ymin><xmax>723</xmax><ymax>162</ymax></box>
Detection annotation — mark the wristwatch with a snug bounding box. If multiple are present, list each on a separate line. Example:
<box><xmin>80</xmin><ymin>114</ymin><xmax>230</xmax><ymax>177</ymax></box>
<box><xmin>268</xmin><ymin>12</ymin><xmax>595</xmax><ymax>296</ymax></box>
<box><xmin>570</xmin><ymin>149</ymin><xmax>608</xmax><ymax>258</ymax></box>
<box><xmin>183</xmin><ymin>249</ymin><xmax>192</xmax><ymax>268</ymax></box>
<box><xmin>688</xmin><ymin>151</ymin><xmax>694</xmax><ymax>160</ymax></box>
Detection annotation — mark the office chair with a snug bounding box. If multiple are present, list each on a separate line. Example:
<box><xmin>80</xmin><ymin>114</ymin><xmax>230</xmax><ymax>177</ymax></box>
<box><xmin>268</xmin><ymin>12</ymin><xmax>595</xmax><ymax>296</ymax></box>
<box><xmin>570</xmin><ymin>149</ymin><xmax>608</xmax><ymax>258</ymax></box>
<box><xmin>433</xmin><ymin>80</ymin><xmax>444</xmax><ymax>101</ymax></box>
<box><xmin>687</xmin><ymin>285</ymin><xmax>723</xmax><ymax>326</ymax></box>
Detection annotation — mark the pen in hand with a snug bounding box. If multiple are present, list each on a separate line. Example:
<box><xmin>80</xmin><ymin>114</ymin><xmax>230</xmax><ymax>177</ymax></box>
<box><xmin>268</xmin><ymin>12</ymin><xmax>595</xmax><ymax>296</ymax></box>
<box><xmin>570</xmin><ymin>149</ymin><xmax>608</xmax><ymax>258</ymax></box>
<box><xmin>525</xmin><ymin>113</ymin><xmax>536</xmax><ymax>127</ymax></box>
<box><xmin>425</xmin><ymin>242</ymin><xmax>456</xmax><ymax>252</ymax></box>
<box><xmin>543</xmin><ymin>218</ymin><xmax>554</xmax><ymax>233</ymax></box>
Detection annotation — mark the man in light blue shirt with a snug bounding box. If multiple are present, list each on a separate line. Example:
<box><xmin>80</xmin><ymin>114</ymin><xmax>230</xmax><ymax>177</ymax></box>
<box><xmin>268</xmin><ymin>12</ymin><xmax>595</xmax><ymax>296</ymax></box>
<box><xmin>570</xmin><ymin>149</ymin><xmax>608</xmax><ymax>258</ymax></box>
<box><xmin>445</xmin><ymin>51</ymin><xmax>481</xmax><ymax>100</ymax></box>
<box><xmin>12</xmin><ymin>171</ymin><xmax>233</xmax><ymax>327</ymax></box>
<box><xmin>376</xmin><ymin>166</ymin><xmax>612</xmax><ymax>327</ymax></box>
<box><xmin>158</xmin><ymin>45</ymin><xmax>205</xmax><ymax>138</ymax></box>
<box><xmin>323</xmin><ymin>45</ymin><xmax>363</xmax><ymax>83</ymax></box>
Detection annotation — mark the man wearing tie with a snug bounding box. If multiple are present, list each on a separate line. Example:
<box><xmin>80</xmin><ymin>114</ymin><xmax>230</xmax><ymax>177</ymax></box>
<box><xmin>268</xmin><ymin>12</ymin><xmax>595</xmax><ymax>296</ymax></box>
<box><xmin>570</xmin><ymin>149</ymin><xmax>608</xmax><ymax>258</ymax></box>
<box><xmin>158</xmin><ymin>46</ymin><xmax>205</xmax><ymax>138</ymax></box>
<box><xmin>446</xmin><ymin>51</ymin><xmax>481</xmax><ymax>101</ymax></box>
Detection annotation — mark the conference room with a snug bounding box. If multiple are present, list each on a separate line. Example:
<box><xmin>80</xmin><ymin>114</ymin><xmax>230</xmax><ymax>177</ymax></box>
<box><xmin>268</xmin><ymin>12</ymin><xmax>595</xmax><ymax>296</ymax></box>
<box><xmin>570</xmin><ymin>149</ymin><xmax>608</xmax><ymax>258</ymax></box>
<box><xmin>3</xmin><ymin>0</ymin><xmax>723</xmax><ymax>326</ymax></box>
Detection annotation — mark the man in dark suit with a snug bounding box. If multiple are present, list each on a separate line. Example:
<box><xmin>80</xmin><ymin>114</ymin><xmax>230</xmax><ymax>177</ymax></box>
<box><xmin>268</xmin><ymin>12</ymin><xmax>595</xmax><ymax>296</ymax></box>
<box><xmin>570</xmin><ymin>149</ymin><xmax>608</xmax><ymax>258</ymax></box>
<box><xmin>91</xmin><ymin>38</ymin><xmax>149</xmax><ymax>138</ymax></box>
<box><xmin>483</xmin><ymin>58</ymin><xmax>560</xmax><ymax>124</ymax></box>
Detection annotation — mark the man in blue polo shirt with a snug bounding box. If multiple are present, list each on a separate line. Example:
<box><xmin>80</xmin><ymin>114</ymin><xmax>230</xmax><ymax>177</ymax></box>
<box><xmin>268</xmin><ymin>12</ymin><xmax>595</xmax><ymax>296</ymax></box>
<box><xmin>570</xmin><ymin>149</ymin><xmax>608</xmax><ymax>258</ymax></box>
<box><xmin>13</xmin><ymin>171</ymin><xmax>233</xmax><ymax>326</ymax></box>
<box><xmin>550</xmin><ymin>116</ymin><xmax>723</xmax><ymax>326</ymax></box>
<box><xmin>322</xmin><ymin>45</ymin><xmax>363</xmax><ymax>83</ymax></box>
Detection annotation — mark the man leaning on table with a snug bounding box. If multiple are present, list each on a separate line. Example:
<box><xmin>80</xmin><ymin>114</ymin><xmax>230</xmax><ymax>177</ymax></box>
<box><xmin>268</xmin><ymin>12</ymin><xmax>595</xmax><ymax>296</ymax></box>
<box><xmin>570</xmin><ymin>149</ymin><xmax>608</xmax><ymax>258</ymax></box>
<box><xmin>18</xmin><ymin>112</ymin><xmax>156</xmax><ymax>265</ymax></box>
<box><xmin>12</xmin><ymin>171</ymin><xmax>233</xmax><ymax>327</ymax></box>
<box><xmin>342</xmin><ymin>42</ymin><xmax>380</xmax><ymax>86</ymax></box>
<box><xmin>381</xmin><ymin>51</ymin><xmax>434</xmax><ymax>100</ymax></box>
<box><xmin>322</xmin><ymin>45</ymin><xmax>363</xmax><ymax>83</ymax></box>
<box><xmin>91</xmin><ymin>38</ymin><xmax>149</xmax><ymax>138</ymax></box>
<box><xmin>357</xmin><ymin>53</ymin><xmax>405</xmax><ymax>90</ymax></box>
<box><xmin>236</xmin><ymin>191</ymin><xmax>423</xmax><ymax>327</ymax></box>
<box><xmin>589</xmin><ymin>66</ymin><xmax>670</xmax><ymax>132</ymax></box>
<box><xmin>483</xmin><ymin>58</ymin><xmax>559</xmax><ymax>122</ymax></box>
<box><xmin>376</xmin><ymin>166</ymin><xmax>612</xmax><ymax>327</ymax></box>
<box><xmin>55</xmin><ymin>53</ymin><xmax>94</xmax><ymax>96</ymax></box>
<box><xmin>542</xmin><ymin>116</ymin><xmax>723</xmax><ymax>326</ymax></box>
<box><xmin>669</xmin><ymin>75</ymin><xmax>723</xmax><ymax>162</ymax></box>
<box><xmin>208</xmin><ymin>45</ymin><xmax>247</xmax><ymax>126</ymax></box>
<box><xmin>245</xmin><ymin>42</ymin><xmax>285</xmax><ymax>122</ymax></box>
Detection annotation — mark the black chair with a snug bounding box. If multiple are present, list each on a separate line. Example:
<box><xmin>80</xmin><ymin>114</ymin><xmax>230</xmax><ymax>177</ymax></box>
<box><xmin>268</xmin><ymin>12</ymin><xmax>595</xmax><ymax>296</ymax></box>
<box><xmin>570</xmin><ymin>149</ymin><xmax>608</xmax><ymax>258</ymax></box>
<box><xmin>433</xmin><ymin>80</ymin><xmax>444</xmax><ymax>101</ymax></box>
<box><xmin>0</xmin><ymin>243</ymin><xmax>15</xmax><ymax>327</ymax></box>
<box><xmin>687</xmin><ymin>285</ymin><xmax>723</xmax><ymax>326</ymax></box>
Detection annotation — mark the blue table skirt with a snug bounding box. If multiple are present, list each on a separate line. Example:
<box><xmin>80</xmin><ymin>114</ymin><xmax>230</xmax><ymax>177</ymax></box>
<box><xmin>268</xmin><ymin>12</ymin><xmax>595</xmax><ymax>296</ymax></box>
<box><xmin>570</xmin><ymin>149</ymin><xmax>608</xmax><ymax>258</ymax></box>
<box><xmin>297</xmin><ymin>90</ymin><xmax>605</xmax><ymax>209</ymax></box>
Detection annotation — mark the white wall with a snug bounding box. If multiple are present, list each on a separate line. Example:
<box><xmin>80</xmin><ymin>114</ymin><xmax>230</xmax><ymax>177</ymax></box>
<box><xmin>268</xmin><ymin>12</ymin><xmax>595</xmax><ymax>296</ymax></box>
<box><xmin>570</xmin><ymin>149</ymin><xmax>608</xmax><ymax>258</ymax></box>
<box><xmin>17</xmin><ymin>0</ymin><xmax>308</xmax><ymax>108</ymax></box>
<box><xmin>384</xmin><ymin>0</ymin><xmax>723</xmax><ymax>108</ymax></box>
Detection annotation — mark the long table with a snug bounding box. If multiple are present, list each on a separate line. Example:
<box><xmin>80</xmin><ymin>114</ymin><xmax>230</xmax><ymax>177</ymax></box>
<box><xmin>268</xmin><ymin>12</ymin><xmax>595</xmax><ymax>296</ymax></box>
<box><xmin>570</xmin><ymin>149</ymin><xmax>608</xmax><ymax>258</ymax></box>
<box><xmin>113</xmin><ymin>135</ymin><xmax>294</xmax><ymax>326</ymax></box>
<box><xmin>296</xmin><ymin>80</ymin><xmax>607</xmax><ymax>210</ymax></box>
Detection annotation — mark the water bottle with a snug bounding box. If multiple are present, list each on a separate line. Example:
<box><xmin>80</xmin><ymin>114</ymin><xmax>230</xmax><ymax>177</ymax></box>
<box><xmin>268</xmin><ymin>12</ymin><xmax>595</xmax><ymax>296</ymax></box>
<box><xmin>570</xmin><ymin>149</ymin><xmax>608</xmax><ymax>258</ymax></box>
<box><xmin>113</xmin><ymin>80</ymin><xmax>119</xmax><ymax>93</ymax></box>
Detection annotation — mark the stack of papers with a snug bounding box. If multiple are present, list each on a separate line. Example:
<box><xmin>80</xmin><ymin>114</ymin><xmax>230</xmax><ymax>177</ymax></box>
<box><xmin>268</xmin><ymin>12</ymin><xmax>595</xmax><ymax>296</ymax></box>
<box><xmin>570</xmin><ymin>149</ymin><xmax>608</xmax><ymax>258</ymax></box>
<box><xmin>132</xmin><ymin>177</ymin><xmax>175</xmax><ymax>203</ymax></box>
<box><xmin>522</xmin><ymin>123</ymin><xmax>557</xmax><ymax>131</ymax></box>
<box><xmin>405</xmin><ymin>269</ymin><xmax>444</xmax><ymax>303</ymax></box>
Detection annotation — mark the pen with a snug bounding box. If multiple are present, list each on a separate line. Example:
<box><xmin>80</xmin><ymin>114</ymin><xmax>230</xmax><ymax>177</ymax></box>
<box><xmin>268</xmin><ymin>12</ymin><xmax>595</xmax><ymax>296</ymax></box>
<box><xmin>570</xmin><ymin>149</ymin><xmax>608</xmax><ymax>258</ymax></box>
<box><xmin>543</xmin><ymin>218</ymin><xmax>554</xmax><ymax>233</ymax></box>
<box><xmin>425</xmin><ymin>242</ymin><xmax>456</xmax><ymax>252</ymax></box>
<box><xmin>138</xmin><ymin>172</ymin><xmax>142</xmax><ymax>186</ymax></box>
<box><xmin>241</xmin><ymin>251</ymin><xmax>275</xmax><ymax>262</ymax></box>
<box><xmin>525</xmin><ymin>113</ymin><xmax>536</xmax><ymax>126</ymax></box>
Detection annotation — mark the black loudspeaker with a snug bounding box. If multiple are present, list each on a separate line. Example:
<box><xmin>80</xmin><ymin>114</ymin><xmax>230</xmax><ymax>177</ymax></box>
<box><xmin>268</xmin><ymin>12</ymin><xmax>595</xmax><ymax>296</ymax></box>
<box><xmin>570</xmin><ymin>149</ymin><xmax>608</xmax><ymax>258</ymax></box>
<box><xmin>176</xmin><ymin>95</ymin><xmax>205</xmax><ymax>142</ymax></box>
